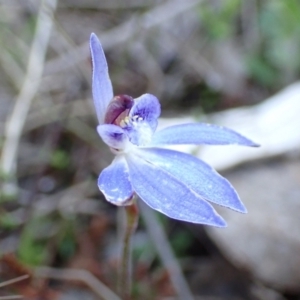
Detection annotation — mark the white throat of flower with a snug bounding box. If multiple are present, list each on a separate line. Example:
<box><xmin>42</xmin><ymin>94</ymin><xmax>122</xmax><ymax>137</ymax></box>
<box><xmin>121</xmin><ymin>115</ymin><xmax>153</xmax><ymax>147</ymax></box>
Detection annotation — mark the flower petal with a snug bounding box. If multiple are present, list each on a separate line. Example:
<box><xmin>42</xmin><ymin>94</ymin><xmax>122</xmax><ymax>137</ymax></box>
<box><xmin>151</xmin><ymin>123</ymin><xmax>259</xmax><ymax>147</ymax></box>
<box><xmin>136</xmin><ymin>147</ymin><xmax>246</xmax><ymax>212</ymax></box>
<box><xmin>98</xmin><ymin>156</ymin><xmax>134</xmax><ymax>205</ymax></box>
<box><xmin>97</xmin><ymin>124</ymin><xmax>128</xmax><ymax>149</ymax></box>
<box><xmin>90</xmin><ymin>33</ymin><xmax>113</xmax><ymax>124</ymax></box>
<box><xmin>130</xmin><ymin>94</ymin><xmax>161</xmax><ymax>132</ymax></box>
<box><xmin>126</xmin><ymin>154</ymin><xmax>226</xmax><ymax>226</ymax></box>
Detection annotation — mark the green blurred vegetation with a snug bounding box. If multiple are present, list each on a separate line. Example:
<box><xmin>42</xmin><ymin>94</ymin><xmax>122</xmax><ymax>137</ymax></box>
<box><xmin>200</xmin><ymin>0</ymin><xmax>240</xmax><ymax>39</ymax></box>
<box><xmin>50</xmin><ymin>149</ymin><xmax>70</xmax><ymax>170</ymax></box>
<box><xmin>18</xmin><ymin>215</ymin><xmax>77</xmax><ymax>266</ymax></box>
<box><xmin>200</xmin><ymin>0</ymin><xmax>300</xmax><ymax>89</ymax></box>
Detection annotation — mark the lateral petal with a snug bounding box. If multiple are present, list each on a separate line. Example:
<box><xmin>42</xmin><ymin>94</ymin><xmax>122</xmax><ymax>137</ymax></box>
<box><xmin>135</xmin><ymin>147</ymin><xmax>246</xmax><ymax>212</ymax></box>
<box><xmin>97</xmin><ymin>124</ymin><xmax>128</xmax><ymax>149</ymax></box>
<box><xmin>151</xmin><ymin>123</ymin><xmax>259</xmax><ymax>147</ymax></box>
<box><xmin>90</xmin><ymin>33</ymin><xmax>114</xmax><ymax>124</ymax></box>
<box><xmin>98</xmin><ymin>156</ymin><xmax>134</xmax><ymax>205</ymax></box>
<box><xmin>126</xmin><ymin>154</ymin><xmax>226</xmax><ymax>226</ymax></box>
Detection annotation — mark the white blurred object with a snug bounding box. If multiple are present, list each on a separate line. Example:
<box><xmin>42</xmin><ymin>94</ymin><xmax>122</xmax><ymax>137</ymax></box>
<box><xmin>206</xmin><ymin>159</ymin><xmax>300</xmax><ymax>291</ymax></box>
<box><xmin>159</xmin><ymin>82</ymin><xmax>300</xmax><ymax>170</ymax></box>
<box><xmin>158</xmin><ymin>82</ymin><xmax>300</xmax><ymax>291</ymax></box>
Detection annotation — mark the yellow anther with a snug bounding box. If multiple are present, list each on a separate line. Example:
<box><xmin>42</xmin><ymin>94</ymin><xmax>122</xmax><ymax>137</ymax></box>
<box><xmin>120</xmin><ymin>116</ymin><xmax>130</xmax><ymax>127</ymax></box>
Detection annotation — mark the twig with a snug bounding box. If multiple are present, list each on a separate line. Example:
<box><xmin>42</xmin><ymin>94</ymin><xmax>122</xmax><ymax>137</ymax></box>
<box><xmin>139</xmin><ymin>201</ymin><xmax>195</xmax><ymax>300</ymax></box>
<box><xmin>65</xmin><ymin>118</ymin><xmax>103</xmax><ymax>149</ymax></box>
<box><xmin>58</xmin><ymin>0</ymin><xmax>160</xmax><ymax>9</ymax></box>
<box><xmin>0</xmin><ymin>296</ymin><xmax>23</xmax><ymax>300</ymax></box>
<box><xmin>0</xmin><ymin>274</ymin><xmax>29</xmax><ymax>300</ymax></box>
<box><xmin>45</xmin><ymin>0</ymin><xmax>203</xmax><ymax>75</ymax></box>
<box><xmin>0</xmin><ymin>47</ymin><xmax>24</xmax><ymax>90</ymax></box>
<box><xmin>34</xmin><ymin>180</ymin><xmax>95</xmax><ymax>217</ymax></box>
<box><xmin>0</xmin><ymin>275</ymin><xmax>29</xmax><ymax>288</ymax></box>
<box><xmin>0</xmin><ymin>0</ymin><xmax>58</xmax><ymax>194</ymax></box>
<box><xmin>131</xmin><ymin>41</ymin><xmax>165</xmax><ymax>98</ymax></box>
<box><xmin>34</xmin><ymin>266</ymin><xmax>121</xmax><ymax>300</ymax></box>
<box><xmin>241</xmin><ymin>0</ymin><xmax>260</xmax><ymax>52</ymax></box>
<box><xmin>23</xmin><ymin>99</ymin><xmax>91</xmax><ymax>132</ymax></box>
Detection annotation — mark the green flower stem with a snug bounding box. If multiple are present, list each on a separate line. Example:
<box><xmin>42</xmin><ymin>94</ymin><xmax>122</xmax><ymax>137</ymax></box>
<box><xmin>118</xmin><ymin>200</ymin><xmax>139</xmax><ymax>299</ymax></box>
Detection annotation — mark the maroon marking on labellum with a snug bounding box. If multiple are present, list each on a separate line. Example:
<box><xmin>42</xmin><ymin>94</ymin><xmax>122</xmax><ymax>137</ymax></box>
<box><xmin>104</xmin><ymin>95</ymin><xmax>134</xmax><ymax>125</ymax></box>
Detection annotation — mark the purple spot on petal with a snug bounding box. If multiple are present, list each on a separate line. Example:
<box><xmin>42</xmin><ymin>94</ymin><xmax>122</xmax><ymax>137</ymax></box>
<box><xmin>110</xmin><ymin>131</ymin><xmax>125</xmax><ymax>141</ymax></box>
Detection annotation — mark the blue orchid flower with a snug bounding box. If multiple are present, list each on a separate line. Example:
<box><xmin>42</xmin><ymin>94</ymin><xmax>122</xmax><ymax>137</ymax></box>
<box><xmin>90</xmin><ymin>33</ymin><xmax>258</xmax><ymax>227</ymax></box>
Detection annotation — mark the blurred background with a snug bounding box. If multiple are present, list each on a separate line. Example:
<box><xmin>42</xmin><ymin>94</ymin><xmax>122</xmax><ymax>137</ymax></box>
<box><xmin>0</xmin><ymin>0</ymin><xmax>300</xmax><ymax>299</ymax></box>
